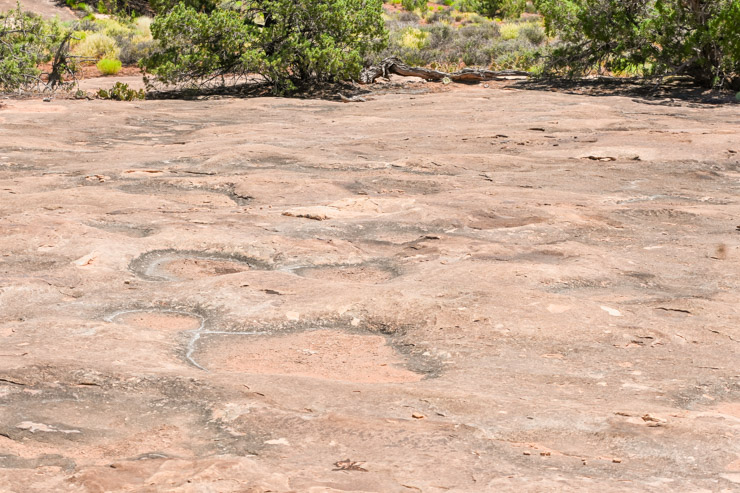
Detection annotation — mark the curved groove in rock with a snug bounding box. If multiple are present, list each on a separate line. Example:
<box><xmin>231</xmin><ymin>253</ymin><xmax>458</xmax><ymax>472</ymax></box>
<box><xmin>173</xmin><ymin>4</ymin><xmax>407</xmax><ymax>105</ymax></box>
<box><xmin>129</xmin><ymin>250</ymin><xmax>270</xmax><ymax>282</ymax></box>
<box><xmin>105</xmin><ymin>308</ymin><xmax>208</xmax><ymax>370</ymax></box>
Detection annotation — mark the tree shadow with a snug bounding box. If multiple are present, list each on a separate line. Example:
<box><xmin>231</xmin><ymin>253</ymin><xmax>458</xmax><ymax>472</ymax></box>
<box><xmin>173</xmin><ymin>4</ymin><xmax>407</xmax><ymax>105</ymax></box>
<box><xmin>144</xmin><ymin>79</ymin><xmax>375</xmax><ymax>102</ymax></box>
<box><xmin>512</xmin><ymin>76</ymin><xmax>738</xmax><ymax>107</ymax></box>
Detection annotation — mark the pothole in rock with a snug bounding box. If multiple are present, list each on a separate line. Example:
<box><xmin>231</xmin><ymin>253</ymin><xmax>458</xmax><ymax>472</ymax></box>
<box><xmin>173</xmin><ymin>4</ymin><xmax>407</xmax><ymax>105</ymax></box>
<box><xmin>105</xmin><ymin>309</ymin><xmax>204</xmax><ymax>332</ymax></box>
<box><xmin>193</xmin><ymin>329</ymin><xmax>423</xmax><ymax>383</ymax></box>
<box><xmin>129</xmin><ymin>250</ymin><xmax>269</xmax><ymax>281</ymax></box>
<box><xmin>292</xmin><ymin>262</ymin><xmax>399</xmax><ymax>284</ymax></box>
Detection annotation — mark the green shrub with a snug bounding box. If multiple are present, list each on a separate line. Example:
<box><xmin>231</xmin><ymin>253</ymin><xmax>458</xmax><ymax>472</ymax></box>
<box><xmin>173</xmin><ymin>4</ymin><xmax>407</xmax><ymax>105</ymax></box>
<box><xmin>400</xmin><ymin>27</ymin><xmax>428</xmax><ymax>50</ymax></box>
<box><xmin>107</xmin><ymin>16</ymin><xmax>155</xmax><ymax>65</ymax></box>
<box><xmin>149</xmin><ymin>0</ymin><xmax>216</xmax><ymax>14</ymax></box>
<box><xmin>144</xmin><ymin>0</ymin><xmax>388</xmax><ymax>93</ymax></box>
<box><xmin>426</xmin><ymin>8</ymin><xmax>451</xmax><ymax>23</ymax></box>
<box><xmin>535</xmin><ymin>0</ymin><xmax>740</xmax><ymax>89</ymax></box>
<box><xmin>379</xmin><ymin>18</ymin><xmax>540</xmax><ymax>71</ymax></box>
<box><xmin>401</xmin><ymin>0</ymin><xmax>427</xmax><ymax>15</ymax></box>
<box><xmin>95</xmin><ymin>18</ymin><xmax>133</xmax><ymax>37</ymax></box>
<box><xmin>499</xmin><ymin>22</ymin><xmax>519</xmax><ymax>40</ymax></box>
<box><xmin>116</xmin><ymin>36</ymin><xmax>157</xmax><ymax>65</ymax></box>
<box><xmin>97</xmin><ymin>57</ymin><xmax>122</xmax><ymax>74</ymax></box>
<box><xmin>0</xmin><ymin>7</ymin><xmax>72</xmax><ymax>92</ymax></box>
<box><xmin>97</xmin><ymin>81</ymin><xmax>145</xmax><ymax>100</ymax></box>
<box><xmin>397</xmin><ymin>10</ymin><xmax>421</xmax><ymax>23</ymax></box>
<box><xmin>73</xmin><ymin>32</ymin><xmax>119</xmax><ymax>59</ymax></box>
<box><xmin>460</xmin><ymin>0</ymin><xmax>525</xmax><ymax>19</ymax></box>
<box><xmin>518</xmin><ymin>21</ymin><xmax>545</xmax><ymax>45</ymax></box>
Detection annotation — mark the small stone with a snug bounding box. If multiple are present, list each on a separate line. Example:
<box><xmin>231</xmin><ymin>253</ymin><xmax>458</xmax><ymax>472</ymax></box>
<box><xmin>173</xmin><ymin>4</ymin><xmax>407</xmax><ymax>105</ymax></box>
<box><xmin>612</xmin><ymin>458</ymin><xmax>622</xmax><ymax>463</ymax></box>
<box><xmin>411</xmin><ymin>413</ymin><xmax>425</xmax><ymax>419</ymax></box>
<box><xmin>523</xmin><ymin>451</ymin><xmax>531</xmax><ymax>456</ymax></box>
<box><xmin>600</xmin><ymin>306</ymin><xmax>622</xmax><ymax>317</ymax></box>
<box><xmin>73</xmin><ymin>252</ymin><xmax>99</xmax><ymax>267</ymax></box>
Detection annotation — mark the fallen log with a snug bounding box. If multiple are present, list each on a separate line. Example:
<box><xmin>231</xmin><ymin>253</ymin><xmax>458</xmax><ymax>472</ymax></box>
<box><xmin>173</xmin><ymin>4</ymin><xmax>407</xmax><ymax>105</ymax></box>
<box><xmin>360</xmin><ymin>57</ymin><xmax>530</xmax><ymax>84</ymax></box>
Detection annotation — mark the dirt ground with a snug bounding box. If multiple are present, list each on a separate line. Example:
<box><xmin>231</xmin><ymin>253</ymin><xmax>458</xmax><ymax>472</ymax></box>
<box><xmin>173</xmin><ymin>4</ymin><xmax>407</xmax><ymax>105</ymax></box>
<box><xmin>1</xmin><ymin>78</ymin><xmax>739</xmax><ymax>492</ymax></box>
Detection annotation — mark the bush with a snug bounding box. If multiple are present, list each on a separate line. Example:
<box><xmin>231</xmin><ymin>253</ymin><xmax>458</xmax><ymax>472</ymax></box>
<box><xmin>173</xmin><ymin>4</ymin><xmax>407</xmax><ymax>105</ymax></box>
<box><xmin>95</xmin><ymin>17</ymin><xmax>132</xmax><ymax>37</ymax></box>
<box><xmin>108</xmin><ymin>16</ymin><xmax>155</xmax><ymax>65</ymax></box>
<box><xmin>499</xmin><ymin>22</ymin><xmax>519</xmax><ymax>40</ymax></box>
<box><xmin>73</xmin><ymin>32</ymin><xmax>119</xmax><ymax>59</ymax></box>
<box><xmin>518</xmin><ymin>21</ymin><xmax>545</xmax><ymax>45</ymax></box>
<box><xmin>400</xmin><ymin>27</ymin><xmax>428</xmax><ymax>50</ymax></box>
<box><xmin>426</xmin><ymin>7</ymin><xmax>451</xmax><ymax>23</ymax></box>
<box><xmin>397</xmin><ymin>10</ymin><xmax>421</xmax><ymax>23</ymax></box>
<box><xmin>535</xmin><ymin>0</ymin><xmax>740</xmax><ymax>89</ymax></box>
<box><xmin>0</xmin><ymin>7</ymin><xmax>72</xmax><ymax>92</ymax></box>
<box><xmin>97</xmin><ymin>57</ymin><xmax>122</xmax><ymax>74</ymax></box>
<box><xmin>97</xmin><ymin>81</ymin><xmax>145</xmax><ymax>100</ymax></box>
<box><xmin>460</xmin><ymin>0</ymin><xmax>525</xmax><ymax>19</ymax></box>
<box><xmin>149</xmin><ymin>0</ymin><xmax>216</xmax><ymax>14</ymax></box>
<box><xmin>116</xmin><ymin>36</ymin><xmax>157</xmax><ymax>65</ymax></box>
<box><xmin>143</xmin><ymin>0</ymin><xmax>388</xmax><ymax>93</ymax></box>
<box><xmin>401</xmin><ymin>0</ymin><xmax>427</xmax><ymax>15</ymax></box>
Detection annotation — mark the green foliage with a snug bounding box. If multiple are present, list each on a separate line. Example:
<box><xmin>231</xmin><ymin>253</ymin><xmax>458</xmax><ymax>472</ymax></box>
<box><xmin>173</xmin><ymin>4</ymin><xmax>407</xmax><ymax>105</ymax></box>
<box><xmin>97</xmin><ymin>57</ymin><xmax>122</xmax><ymax>74</ymax></box>
<box><xmin>499</xmin><ymin>22</ymin><xmax>519</xmax><ymax>40</ymax></box>
<box><xmin>0</xmin><ymin>6</ymin><xmax>71</xmax><ymax>92</ymax></box>
<box><xmin>535</xmin><ymin>0</ymin><xmax>740</xmax><ymax>89</ymax></box>
<box><xmin>149</xmin><ymin>0</ymin><xmax>216</xmax><ymax>15</ymax></box>
<box><xmin>97</xmin><ymin>81</ymin><xmax>145</xmax><ymax>99</ymax></box>
<box><xmin>400</xmin><ymin>27</ymin><xmax>428</xmax><ymax>49</ymax></box>
<box><xmin>380</xmin><ymin>19</ymin><xmax>542</xmax><ymax>71</ymax></box>
<box><xmin>401</xmin><ymin>0</ymin><xmax>428</xmax><ymax>15</ymax></box>
<box><xmin>65</xmin><ymin>0</ymin><xmax>93</xmax><ymax>13</ymax></box>
<box><xmin>459</xmin><ymin>0</ymin><xmax>525</xmax><ymax>19</ymax></box>
<box><xmin>73</xmin><ymin>32</ymin><xmax>119</xmax><ymax>58</ymax></box>
<box><xmin>116</xmin><ymin>35</ymin><xmax>156</xmax><ymax>64</ymax></box>
<box><xmin>518</xmin><ymin>21</ymin><xmax>545</xmax><ymax>45</ymax></box>
<box><xmin>69</xmin><ymin>15</ymin><xmax>154</xmax><ymax>65</ymax></box>
<box><xmin>143</xmin><ymin>0</ymin><xmax>388</xmax><ymax>93</ymax></box>
<box><xmin>142</xmin><ymin>6</ymin><xmax>253</xmax><ymax>86</ymax></box>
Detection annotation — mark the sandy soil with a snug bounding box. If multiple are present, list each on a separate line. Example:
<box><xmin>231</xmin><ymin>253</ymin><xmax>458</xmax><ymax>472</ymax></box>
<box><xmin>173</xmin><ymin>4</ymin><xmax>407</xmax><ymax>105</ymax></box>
<box><xmin>1</xmin><ymin>79</ymin><xmax>739</xmax><ymax>492</ymax></box>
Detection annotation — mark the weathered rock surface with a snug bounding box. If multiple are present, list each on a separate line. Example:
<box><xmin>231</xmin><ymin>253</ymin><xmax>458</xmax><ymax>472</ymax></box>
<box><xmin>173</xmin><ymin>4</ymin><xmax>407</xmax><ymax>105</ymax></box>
<box><xmin>1</xmin><ymin>82</ymin><xmax>739</xmax><ymax>491</ymax></box>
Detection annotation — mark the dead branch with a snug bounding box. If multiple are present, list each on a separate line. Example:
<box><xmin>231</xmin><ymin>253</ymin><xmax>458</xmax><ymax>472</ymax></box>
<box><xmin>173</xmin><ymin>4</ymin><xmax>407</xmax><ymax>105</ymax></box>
<box><xmin>360</xmin><ymin>57</ymin><xmax>530</xmax><ymax>84</ymax></box>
